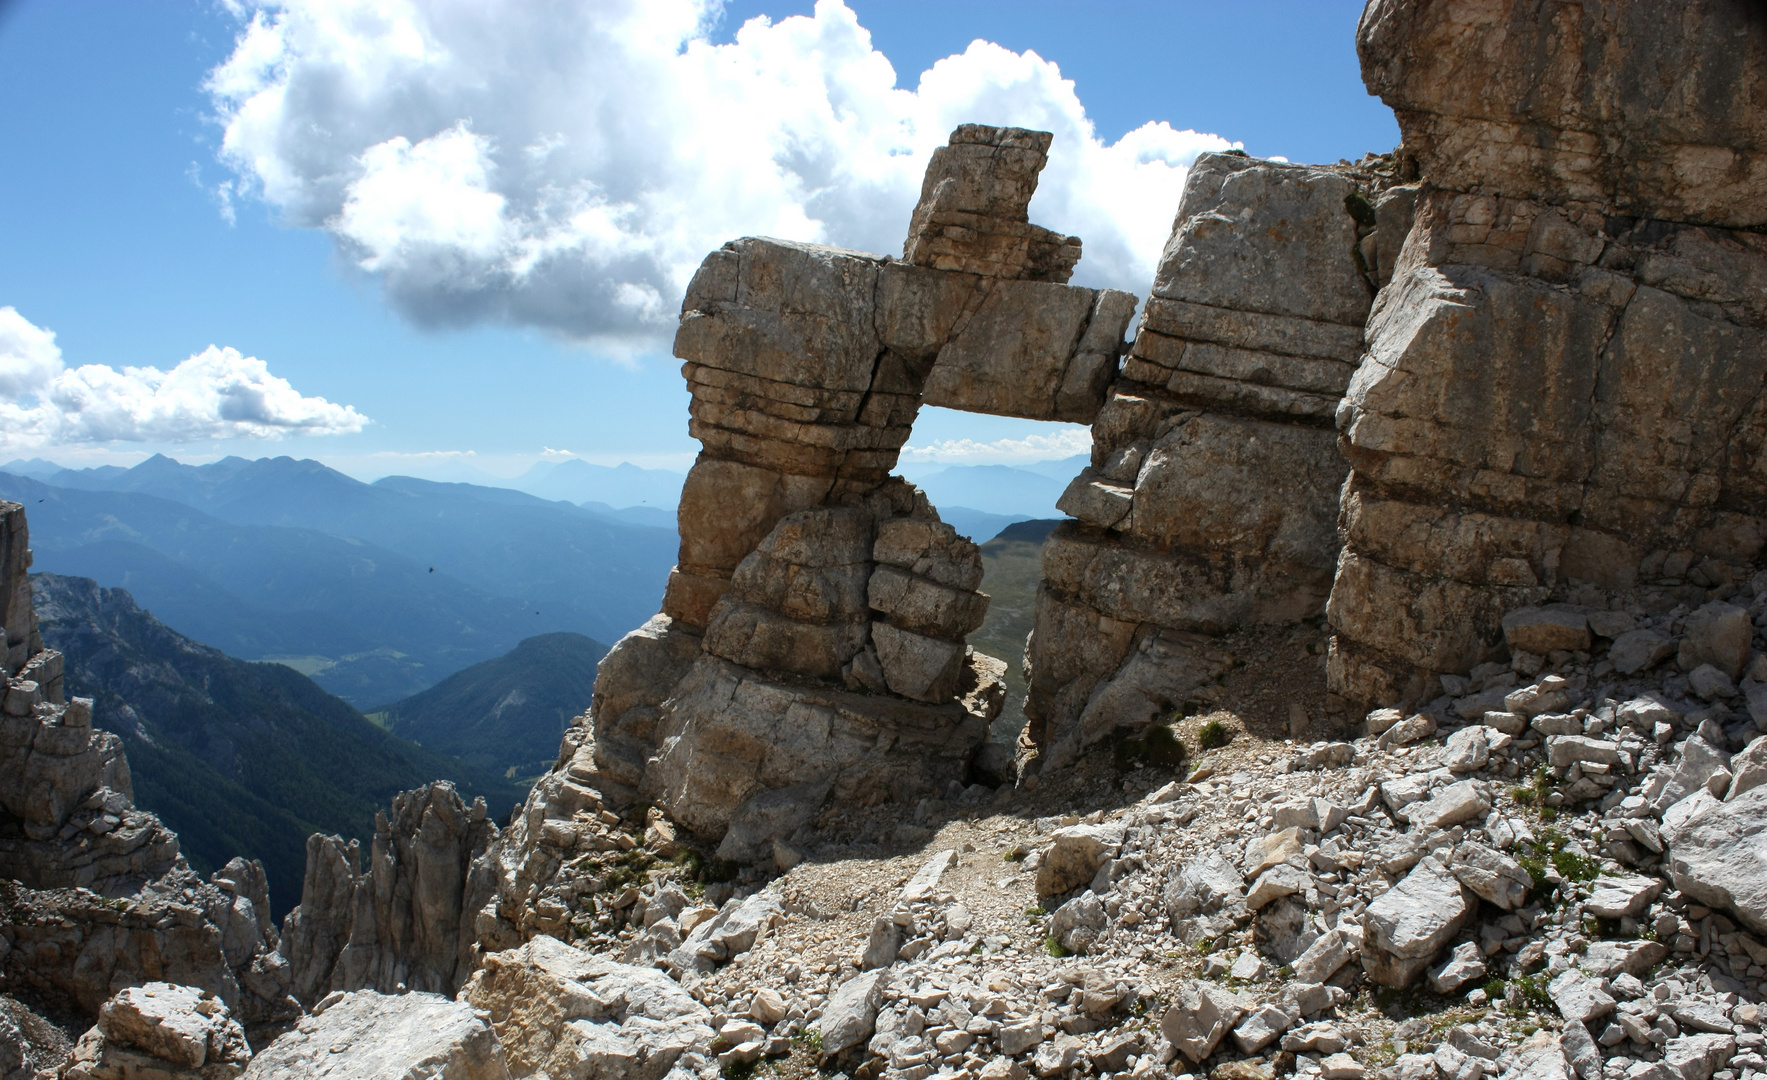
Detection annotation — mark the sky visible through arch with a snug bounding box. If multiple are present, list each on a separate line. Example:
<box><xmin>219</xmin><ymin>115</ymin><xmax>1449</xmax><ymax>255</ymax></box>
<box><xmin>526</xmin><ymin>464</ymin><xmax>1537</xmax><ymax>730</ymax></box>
<box><xmin>0</xmin><ymin>0</ymin><xmax>1397</xmax><ymax>481</ymax></box>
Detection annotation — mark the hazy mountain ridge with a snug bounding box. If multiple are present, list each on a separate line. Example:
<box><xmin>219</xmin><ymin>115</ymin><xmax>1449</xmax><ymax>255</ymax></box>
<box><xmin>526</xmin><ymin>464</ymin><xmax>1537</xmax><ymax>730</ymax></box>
<box><xmin>3</xmin><ymin>456</ymin><xmax>676</xmax><ymax>704</ymax></box>
<box><xmin>370</xmin><ymin>631</ymin><xmax>609</xmax><ymax>781</ymax></box>
<box><xmin>31</xmin><ymin>572</ymin><xmax>526</xmax><ymax>917</ymax></box>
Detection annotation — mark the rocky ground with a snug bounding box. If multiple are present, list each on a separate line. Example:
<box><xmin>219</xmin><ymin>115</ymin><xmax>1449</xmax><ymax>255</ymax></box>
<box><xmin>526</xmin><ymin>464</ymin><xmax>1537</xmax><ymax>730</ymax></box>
<box><xmin>308</xmin><ymin>592</ymin><xmax>1756</xmax><ymax>1080</ymax></box>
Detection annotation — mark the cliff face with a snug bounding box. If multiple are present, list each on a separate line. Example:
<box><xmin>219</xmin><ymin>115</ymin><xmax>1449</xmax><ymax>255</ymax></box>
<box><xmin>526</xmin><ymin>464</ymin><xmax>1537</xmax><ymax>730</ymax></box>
<box><xmin>1328</xmin><ymin>0</ymin><xmax>1767</xmax><ymax>706</ymax></box>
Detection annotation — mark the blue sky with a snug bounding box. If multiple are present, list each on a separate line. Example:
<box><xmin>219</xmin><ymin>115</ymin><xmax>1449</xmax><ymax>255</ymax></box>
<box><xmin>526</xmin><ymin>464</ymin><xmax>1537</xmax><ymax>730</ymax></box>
<box><xmin>0</xmin><ymin>0</ymin><xmax>1396</xmax><ymax>481</ymax></box>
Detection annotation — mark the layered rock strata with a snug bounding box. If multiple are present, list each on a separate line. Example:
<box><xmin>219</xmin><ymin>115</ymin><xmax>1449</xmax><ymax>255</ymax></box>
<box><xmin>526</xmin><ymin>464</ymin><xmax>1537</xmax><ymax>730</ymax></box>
<box><xmin>1328</xmin><ymin>0</ymin><xmax>1767</xmax><ymax>706</ymax></box>
<box><xmin>1024</xmin><ymin>153</ymin><xmax>1413</xmax><ymax>765</ymax></box>
<box><xmin>587</xmin><ymin>124</ymin><xmax>1135</xmax><ymax>848</ymax></box>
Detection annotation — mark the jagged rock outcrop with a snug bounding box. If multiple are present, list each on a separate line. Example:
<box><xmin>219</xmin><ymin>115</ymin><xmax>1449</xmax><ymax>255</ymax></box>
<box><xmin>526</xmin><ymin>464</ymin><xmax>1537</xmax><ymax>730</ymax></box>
<box><xmin>62</xmin><ymin>982</ymin><xmax>252</xmax><ymax>1080</ymax></box>
<box><xmin>1327</xmin><ymin>0</ymin><xmax>1767</xmax><ymax>706</ymax></box>
<box><xmin>278</xmin><ymin>782</ymin><xmax>497</xmax><ymax>1006</ymax></box>
<box><xmin>1025</xmin><ymin>152</ymin><xmax>1413</xmax><ymax>765</ymax></box>
<box><xmin>0</xmin><ymin>503</ymin><xmax>297</xmax><ymax>1032</ymax></box>
<box><xmin>583</xmin><ymin>124</ymin><xmax>1135</xmax><ymax>850</ymax></box>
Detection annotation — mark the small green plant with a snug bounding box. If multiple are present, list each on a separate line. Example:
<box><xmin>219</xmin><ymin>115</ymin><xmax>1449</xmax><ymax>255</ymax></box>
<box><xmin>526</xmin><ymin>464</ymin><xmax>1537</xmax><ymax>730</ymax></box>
<box><xmin>1551</xmin><ymin>846</ymin><xmax>1599</xmax><ymax>883</ymax></box>
<box><xmin>1483</xmin><ymin>978</ymin><xmax>1507</xmax><ymax>1002</ymax></box>
<box><xmin>1045</xmin><ymin>935</ymin><xmax>1072</xmax><ymax>958</ymax></box>
<box><xmin>1002</xmin><ymin>846</ymin><xmax>1026</xmax><ymax>863</ymax></box>
<box><xmin>1025</xmin><ymin>905</ymin><xmax>1048</xmax><ymax>922</ymax></box>
<box><xmin>1510</xmin><ymin>786</ymin><xmax>1537</xmax><ymax>806</ymax></box>
<box><xmin>1195</xmin><ymin>937</ymin><xmax>1218</xmax><ymax>955</ymax></box>
<box><xmin>721</xmin><ymin>1057</ymin><xmax>759</xmax><ymax>1080</ymax></box>
<box><xmin>700</xmin><ymin>857</ymin><xmax>741</xmax><ymax>885</ymax></box>
<box><xmin>1114</xmin><ymin>723</ymin><xmax>1189</xmax><ymax>769</ymax></box>
<box><xmin>1509</xmin><ymin>974</ymin><xmax>1553</xmax><ymax>1012</ymax></box>
<box><xmin>1197</xmin><ymin>720</ymin><xmax>1229</xmax><ymax>751</ymax></box>
<box><xmin>793</xmin><ymin>1029</ymin><xmax>823</xmax><ymax>1056</ymax></box>
<box><xmin>1344</xmin><ymin>191</ymin><xmax>1378</xmax><ymax>228</ymax></box>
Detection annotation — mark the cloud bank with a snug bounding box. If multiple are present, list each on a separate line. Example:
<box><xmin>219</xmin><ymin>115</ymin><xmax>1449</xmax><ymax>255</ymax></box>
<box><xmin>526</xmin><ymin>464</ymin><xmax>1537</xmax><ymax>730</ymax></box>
<box><xmin>900</xmin><ymin>426</ymin><xmax>1092</xmax><ymax>464</ymax></box>
<box><xmin>0</xmin><ymin>307</ymin><xmax>368</xmax><ymax>453</ymax></box>
<box><xmin>207</xmin><ymin>0</ymin><xmax>1235</xmax><ymax>349</ymax></box>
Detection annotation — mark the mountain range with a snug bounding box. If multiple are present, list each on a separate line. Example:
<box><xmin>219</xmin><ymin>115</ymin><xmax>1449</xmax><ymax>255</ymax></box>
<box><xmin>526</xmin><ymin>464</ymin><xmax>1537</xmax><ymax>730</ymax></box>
<box><xmin>904</xmin><ymin>455</ymin><xmax>1083</xmax><ymax>522</ymax></box>
<box><xmin>368</xmin><ymin>631</ymin><xmax>608</xmax><ymax>781</ymax></box>
<box><xmin>508</xmin><ymin>459</ymin><xmax>686</xmax><ymax>509</ymax></box>
<box><xmin>1</xmin><ymin>455</ymin><xmax>675</xmax><ymax>706</ymax></box>
<box><xmin>32</xmin><ymin>572</ymin><xmax>527</xmax><ymax>917</ymax></box>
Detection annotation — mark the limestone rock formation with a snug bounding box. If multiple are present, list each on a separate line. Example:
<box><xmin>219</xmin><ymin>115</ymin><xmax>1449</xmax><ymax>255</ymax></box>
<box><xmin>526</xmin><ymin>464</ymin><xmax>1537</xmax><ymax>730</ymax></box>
<box><xmin>584</xmin><ymin>123</ymin><xmax>1135</xmax><ymax>851</ymax></box>
<box><xmin>278</xmin><ymin>782</ymin><xmax>498</xmax><ymax>1006</ymax></box>
<box><xmin>62</xmin><ymin>983</ymin><xmax>251</xmax><ymax>1080</ymax></box>
<box><xmin>0</xmin><ymin>503</ymin><xmax>297</xmax><ymax>1033</ymax></box>
<box><xmin>0</xmin><ymin>504</ymin><xmax>173</xmax><ymax>894</ymax></box>
<box><xmin>241</xmin><ymin>990</ymin><xmax>508</xmax><ymax>1080</ymax></box>
<box><xmin>460</xmin><ymin>934</ymin><xmax>713</xmax><ymax>1080</ymax></box>
<box><xmin>1356</xmin><ymin>0</ymin><xmax>1767</xmax><ymax>229</ymax></box>
<box><xmin>1024</xmin><ymin>152</ymin><xmax>1409</xmax><ymax>765</ymax></box>
<box><xmin>1320</xmin><ymin>0</ymin><xmax>1767</xmax><ymax>707</ymax></box>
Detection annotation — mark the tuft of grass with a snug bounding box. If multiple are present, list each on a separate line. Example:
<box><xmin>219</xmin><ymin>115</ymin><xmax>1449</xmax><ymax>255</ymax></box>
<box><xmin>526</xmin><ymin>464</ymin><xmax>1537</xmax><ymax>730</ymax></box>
<box><xmin>1002</xmin><ymin>845</ymin><xmax>1026</xmax><ymax>863</ymax></box>
<box><xmin>1045</xmin><ymin>935</ymin><xmax>1071</xmax><ymax>958</ymax></box>
<box><xmin>721</xmin><ymin>1058</ymin><xmax>759</xmax><ymax>1080</ymax></box>
<box><xmin>1483</xmin><ymin>978</ymin><xmax>1507</xmax><ymax>1002</ymax></box>
<box><xmin>701</xmin><ymin>857</ymin><xmax>741</xmax><ymax>885</ymax></box>
<box><xmin>1197</xmin><ymin>720</ymin><xmax>1229</xmax><ymax>751</ymax></box>
<box><xmin>1114</xmin><ymin>723</ymin><xmax>1189</xmax><ymax>769</ymax></box>
<box><xmin>1509</xmin><ymin>974</ymin><xmax>1553</xmax><ymax>1012</ymax></box>
<box><xmin>1025</xmin><ymin>905</ymin><xmax>1047</xmax><ymax>922</ymax></box>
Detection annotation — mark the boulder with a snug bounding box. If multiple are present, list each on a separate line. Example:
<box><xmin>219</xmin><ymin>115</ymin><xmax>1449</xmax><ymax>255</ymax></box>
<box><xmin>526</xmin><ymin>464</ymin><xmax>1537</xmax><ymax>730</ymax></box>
<box><xmin>1548</xmin><ymin>970</ymin><xmax>1616</xmax><ymax>1024</ymax></box>
<box><xmin>1651</xmin><ymin>737</ymin><xmax>1734</xmax><ymax>816</ymax></box>
<box><xmin>1610</xmin><ymin>631</ymin><xmax>1676</xmax><ymax>676</ymax></box>
<box><xmin>817</xmin><ymin>970</ymin><xmax>889</xmax><ymax>1058</ymax></box>
<box><xmin>1728</xmin><ymin>735</ymin><xmax>1767</xmax><ymax>800</ymax></box>
<box><xmin>461</xmin><ymin>936</ymin><xmax>712</xmax><ymax>1080</ymax></box>
<box><xmin>64</xmin><ymin>983</ymin><xmax>251</xmax><ymax>1080</ymax></box>
<box><xmin>1164</xmin><ymin>849</ymin><xmax>1246</xmax><ymax>920</ymax></box>
<box><xmin>1501</xmin><ymin>606</ymin><xmax>1591</xmax><ymax>655</ymax></box>
<box><xmin>1664</xmin><ymin>783</ymin><xmax>1767</xmax><ymax>935</ymax></box>
<box><xmin>1049</xmin><ymin>893</ymin><xmax>1108</xmax><ymax>954</ymax></box>
<box><xmin>243</xmin><ymin>990</ymin><xmax>509</xmax><ymax>1080</ymax></box>
<box><xmin>1402</xmin><ymin>781</ymin><xmax>1490</xmax><ymax>830</ymax></box>
<box><xmin>1291</xmin><ymin>929</ymin><xmax>1355</xmax><ymax>984</ymax></box>
<box><xmin>1037</xmin><ymin>823</ymin><xmax>1124</xmax><ymax>897</ymax></box>
<box><xmin>1678</xmin><ymin>603</ymin><xmax>1752</xmax><ymax>680</ymax></box>
<box><xmin>1582</xmin><ymin>875</ymin><xmax>1663</xmax><ymax>920</ymax></box>
<box><xmin>1448</xmin><ymin>841</ymin><xmax>1533</xmax><ymax>910</ymax></box>
<box><xmin>1159</xmin><ymin>981</ymin><xmax>1244</xmax><ymax>1064</ymax></box>
<box><xmin>1426</xmin><ymin>943</ymin><xmax>1486</xmax><ymax>996</ymax></box>
<box><xmin>1361</xmin><ymin>856</ymin><xmax>1476</xmax><ymax>986</ymax></box>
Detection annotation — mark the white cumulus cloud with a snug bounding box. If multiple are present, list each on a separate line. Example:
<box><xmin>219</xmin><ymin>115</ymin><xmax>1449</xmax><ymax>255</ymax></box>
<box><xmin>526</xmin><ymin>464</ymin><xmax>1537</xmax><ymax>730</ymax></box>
<box><xmin>0</xmin><ymin>307</ymin><xmax>369</xmax><ymax>454</ymax></box>
<box><xmin>207</xmin><ymin>0</ymin><xmax>1236</xmax><ymax>349</ymax></box>
<box><xmin>900</xmin><ymin>426</ymin><xmax>1092</xmax><ymax>464</ymax></box>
